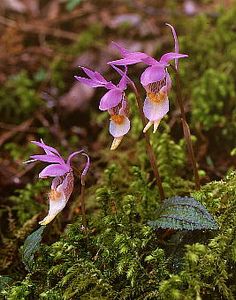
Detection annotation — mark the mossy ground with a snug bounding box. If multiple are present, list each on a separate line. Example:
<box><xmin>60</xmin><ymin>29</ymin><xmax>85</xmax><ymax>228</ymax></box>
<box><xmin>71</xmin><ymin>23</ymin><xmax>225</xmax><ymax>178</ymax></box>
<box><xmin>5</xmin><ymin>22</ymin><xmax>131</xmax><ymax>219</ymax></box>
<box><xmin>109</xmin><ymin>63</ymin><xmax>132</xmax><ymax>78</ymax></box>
<box><xmin>2</xmin><ymin>169</ymin><xmax>236</xmax><ymax>299</ymax></box>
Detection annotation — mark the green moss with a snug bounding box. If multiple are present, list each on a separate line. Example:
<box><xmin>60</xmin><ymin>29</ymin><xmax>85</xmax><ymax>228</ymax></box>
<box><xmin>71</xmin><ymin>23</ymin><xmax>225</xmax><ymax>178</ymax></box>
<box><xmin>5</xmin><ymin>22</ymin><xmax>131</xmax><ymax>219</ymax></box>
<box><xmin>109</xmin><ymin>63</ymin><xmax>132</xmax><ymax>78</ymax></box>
<box><xmin>178</xmin><ymin>8</ymin><xmax>236</xmax><ymax>141</ymax></box>
<box><xmin>9</xmin><ymin>181</ymin><xmax>49</xmax><ymax>226</ymax></box>
<box><xmin>66</xmin><ymin>23</ymin><xmax>104</xmax><ymax>56</ymax></box>
<box><xmin>49</xmin><ymin>57</ymin><xmax>69</xmax><ymax>92</ymax></box>
<box><xmin>66</xmin><ymin>0</ymin><xmax>83</xmax><ymax>11</ymax></box>
<box><xmin>0</xmin><ymin>71</ymin><xmax>42</xmax><ymax>123</ymax></box>
<box><xmin>4</xmin><ymin>143</ymin><xmax>38</xmax><ymax>162</ymax></box>
<box><xmin>191</xmin><ymin>68</ymin><xmax>235</xmax><ymax>130</ymax></box>
<box><xmin>3</xmin><ymin>169</ymin><xmax>236</xmax><ymax>299</ymax></box>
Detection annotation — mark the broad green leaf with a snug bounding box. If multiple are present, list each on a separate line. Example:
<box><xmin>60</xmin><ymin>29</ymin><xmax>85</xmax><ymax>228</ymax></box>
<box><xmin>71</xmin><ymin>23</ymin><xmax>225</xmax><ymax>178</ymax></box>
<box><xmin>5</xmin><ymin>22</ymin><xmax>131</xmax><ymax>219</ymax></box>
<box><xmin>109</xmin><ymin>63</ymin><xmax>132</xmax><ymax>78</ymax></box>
<box><xmin>148</xmin><ymin>196</ymin><xmax>218</xmax><ymax>231</ymax></box>
<box><xmin>22</xmin><ymin>226</ymin><xmax>46</xmax><ymax>272</ymax></box>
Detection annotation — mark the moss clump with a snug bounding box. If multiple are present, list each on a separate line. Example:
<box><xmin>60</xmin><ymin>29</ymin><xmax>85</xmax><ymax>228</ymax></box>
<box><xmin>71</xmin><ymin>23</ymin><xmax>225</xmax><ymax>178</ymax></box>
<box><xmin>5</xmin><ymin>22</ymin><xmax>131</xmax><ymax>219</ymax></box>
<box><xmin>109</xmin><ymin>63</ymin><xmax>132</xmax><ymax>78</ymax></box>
<box><xmin>159</xmin><ymin>172</ymin><xmax>236</xmax><ymax>300</ymax></box>
<box><xmin>9</xmin><ymin>181</ymin><xmax>49</xmax><ymax>226</ymax></box>
<box><xmin>178</xmin><ymin>8</ymin><xmax>236</xmax><ymax>143</ymax></box>
<box><xmin>191</xmin><ymin>68</ymin><xmax>235</xmax><ymax>131</ymax></box>
<box><xmin>2</xmin><ymin>170</ymin><xmax>236</xmax><ymax>300</ymax></box>
<box><xmin>0</xmin><ymin>71</ymin><xmax>43</xmax><ymax>123</ymax></box>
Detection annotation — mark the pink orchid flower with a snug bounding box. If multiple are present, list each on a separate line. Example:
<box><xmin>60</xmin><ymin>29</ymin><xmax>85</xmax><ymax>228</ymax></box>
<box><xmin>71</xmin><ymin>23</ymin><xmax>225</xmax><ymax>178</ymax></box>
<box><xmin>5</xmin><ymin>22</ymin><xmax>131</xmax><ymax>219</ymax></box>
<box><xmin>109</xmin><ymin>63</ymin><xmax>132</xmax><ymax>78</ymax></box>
<box><xmin>27</xmin><ymin>140</ymin><xmax>90</xmax><ymax>225</ymax></box>
<box><xmin>75</xmin><ymin>66</ymin><xmax>128</xmax><ymax>111</ymax></box>
<box><xmin>75</xmin><ymin>66</ymin><xmax>131</xmax><ymax>150</ymax></box>
<box><xmin>109</xmin><ymin>24</ymin><xmax>188</xmax><ymax>133</ymax></box>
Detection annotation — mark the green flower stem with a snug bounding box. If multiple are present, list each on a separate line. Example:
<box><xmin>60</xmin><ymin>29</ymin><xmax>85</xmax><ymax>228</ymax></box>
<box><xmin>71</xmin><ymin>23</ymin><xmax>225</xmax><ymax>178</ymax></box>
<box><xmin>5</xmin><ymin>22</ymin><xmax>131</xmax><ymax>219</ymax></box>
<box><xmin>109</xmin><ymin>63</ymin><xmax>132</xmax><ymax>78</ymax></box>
<box><xmin>130</xmin><ymin>83</ymin><xmax>165</xmax><ymax>202</ymax></box>
<box><xmin>170</xmin><ymin>65</ymin><xmax>200</xmax><ymax>190</ymax></box>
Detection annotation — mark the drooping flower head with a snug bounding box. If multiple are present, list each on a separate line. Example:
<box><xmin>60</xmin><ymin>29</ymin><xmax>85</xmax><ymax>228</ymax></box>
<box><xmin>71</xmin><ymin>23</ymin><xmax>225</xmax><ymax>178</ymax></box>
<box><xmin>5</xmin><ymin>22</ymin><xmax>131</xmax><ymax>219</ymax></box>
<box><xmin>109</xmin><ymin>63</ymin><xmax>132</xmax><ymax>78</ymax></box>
<box><xmin>109</xmin><ymin>24</ymin><xmax>188</xmax><ymax>133</ymax></box>
<box><xmin>75</xmin><ymin>66</ymin><xmax>128</xmax><ymax>111</ymax></box>
<box><xmin>27</xmin><ymin>140</ymin><xmax>90</xmax><ymax>225</ymax></box>
<box><xmin>75</xmin><ymin>66</ymin><xmax>131</xmax><ymax>150</ymax></box>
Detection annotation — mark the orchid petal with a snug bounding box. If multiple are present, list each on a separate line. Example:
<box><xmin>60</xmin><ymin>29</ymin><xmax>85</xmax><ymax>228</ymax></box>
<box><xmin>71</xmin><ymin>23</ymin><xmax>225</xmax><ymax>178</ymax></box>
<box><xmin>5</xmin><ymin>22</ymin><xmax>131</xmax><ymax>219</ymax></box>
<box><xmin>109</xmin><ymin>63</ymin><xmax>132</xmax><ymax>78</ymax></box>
<box><xmin>99</xmin><ymin>88</ymin><xmax>123</xmax><ymax>111</ymax></box>
<box><xmin>57</xmin><ymin>172</ymin><xmax>74</xmax><ymax>200</ymax></box>
<box><xmin>80</xmin><ymin>67</ymin><xmax>98</xmax><ymax>80</ymax></box>
<box><xmin>51</xmin><ymin>176</ymin><xmax>63</xmax><ymax>190</ymax></box>
<box><xmin>143</xmin><ymin>121</ymin><xmax>154</xmax><ymax>133</ymax></box>
<box><xmin>31</xmin><ymin>141</ymin><xmax>60</xmax><ymax>156</ymax></box>
<box><xmin>75</xmin><ymin>66</ymin><xmax>116</xmax><ymax>89</ymax></box>
<box><xmin>80</xmin><ymin>67</ymin><xmax>108</xmax><ymax>83</ymax></box>
<box><xmin>140</xmin><ymin>65</ymin><xmax>166</xmax><ymax>86</ymax></box>
<box><xmin>39</xmin><ymin>164</ymin><xmax>70</xmax><ymax>178</ymax></box>
<box><xmin>66</xmin><ymin>150</ymin><xmax>84</xmax><ymax>167</ymax></box>
<box><xmin>141</xmin><ymin>56</ymin><xmax>159</xmax><ymax>66</ymax></box>
<box><xmin>93</xmin><ymin>71</ymin><xmax>108</xmax><ymax>82</ymax></box>
<box><xmin>166</xmin><ymin>23</ymin><xmax>179</xmax><ymax>69</ymax></box>
<box><xmin>111</xmin><ymin>65</ymin><xmax>134</xmax><ymax>87</ymax></box>
<box><xmin>158</xmin><ymin>72</ymin><xmax>172</xmax><ymax>94</ymax></box>
<box><xmin>39</xmin><ymin>198</ymin><xmax>66</xmax><ymax>225</ymax></box>
<box><xmin>109</xmin><ymin>51</ymin><xmax>148</xmax><ymax>66</ymax></box>
<box><xmin>111</xmin><ymin>42</ymin><xmax>130</xmax><ymax>56</ymax></box>
<box><xmin>104</xmin><ymin>82</ymin><xmax>117</xmax><ymax>89</ymax></box>
<box><xmin>110</xmin><ymin>42</ymin><xmax>156</xmax><ymax>66</ymax></box>
<box><xmin>143</xmin><ymin>119</ymin><xmax>161</xmax><ymax>134</ymax></box>
<box><xmin>143</xmin><ymin>97</ymin><xmax>169</xmax><ymax>121</ymax></box>
<box><xmin>119</xmin><ymin>99</ymin><xmax>127</xmax><ymax>115</ymax></box>
<box><xmin>39</xmin><ymin>139</ymin><xmax>54</xmax><ymax>155</ymax></box>
<box><xmin>30</xmin><ymin>154</ymin><xmax>64</xmax><ymax>164</ymax></box>
<box><xmin>111</xmin><ymin>42</ymin><xmax>150</xmax><ymax>61</ymax></box>
<box><xmin>165</xmin><ymin>71</ymin><xmax>172</xmax><ymax>91</ymax></box>
<box><xmin>109</xmin><ymin>116</ymin><xmax>130</xmax><ymax>138</ymax></box>
<box><xmin>110</xmin><ymin>137</ymin><xmax>123</xmax><ymax>150</ymax></box>
<box><xmin>81</xmin><ymin>153</ymin><xmax>90</xmax><ymax>178</ymax></box>
<box><xmin>125</xmin><ymin>52</ymin><xmax>149</xmax><ymax>61</ymax></box>
<box><xmin>39</xmin><ymin>190</ymin><xmax>67</xmax><ymax>225</ymax></box>
<box><xmin>153</xmin><ymin>120</ymin><xmax>161</xmax><ymax>133</ymax></box>
<box><xmin>108</xmin><ymin>57</ymin><xmax>141</xmax><ymax>66</ymax></box>
<box><xmin>117</xmin><ymin>67</ymin><xmax>128</xmax><ymax>90</ymax></box>
<box><xmin>74</xmin><ymin>76</ymin><xmax>106</xmax><ymax>88</ymax></box>
<box><xmin>39</xmin><ymin>173</ymin><xmax>74</xmax><ymax>225</ymax></box>
<box><xmin>159</xmin><ymin>52</ymin><xmax>188</xmax><ymax>66</ymax></box>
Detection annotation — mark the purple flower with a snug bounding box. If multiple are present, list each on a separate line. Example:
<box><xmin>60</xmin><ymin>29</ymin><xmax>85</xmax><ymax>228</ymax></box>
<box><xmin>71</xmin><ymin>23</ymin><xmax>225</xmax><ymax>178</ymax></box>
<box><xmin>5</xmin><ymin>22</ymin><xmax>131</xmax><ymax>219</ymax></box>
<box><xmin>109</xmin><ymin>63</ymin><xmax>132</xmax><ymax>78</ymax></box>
<box><xmin>75</xmin><ymin>67</ymin><xmax>128</xmax><ymax>111</ymax></box>
<box><xmin>75</xmin><ymin>66</ymin><xmax>131</xmax><ymax>150</ymax></box>
<box><xmin>109</xmin><ymin>24</ymin><xmax>188</xmax><ymax>133</ymax></box>
<box><xmin>27</xmin><ymin>140</ymin><xmax>90</xmax><ymax>225</ymax></box>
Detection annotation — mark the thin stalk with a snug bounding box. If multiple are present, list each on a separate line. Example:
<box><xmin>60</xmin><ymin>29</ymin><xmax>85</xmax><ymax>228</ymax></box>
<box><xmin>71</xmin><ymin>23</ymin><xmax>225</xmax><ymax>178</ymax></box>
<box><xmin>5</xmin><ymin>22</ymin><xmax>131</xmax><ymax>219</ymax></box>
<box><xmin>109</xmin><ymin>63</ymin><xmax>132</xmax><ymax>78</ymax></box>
<box><xmin>130</xmin><ymin>83</ymin><xmax>165</xmax><ymax>201</ymax></box>
<box><xmin>170</xmin><ymin>65</ymin><xmax>200</xmax><ymax>190</ymax></box>
<box><xmin>80</xmin><ymin>184</ymin><xmax>87</xmax><ymax>228</ymax></box>
<box><xmin>79</xmin><ymin>152</ymin><xmax>90</xmax><ymax>229</ymax></box>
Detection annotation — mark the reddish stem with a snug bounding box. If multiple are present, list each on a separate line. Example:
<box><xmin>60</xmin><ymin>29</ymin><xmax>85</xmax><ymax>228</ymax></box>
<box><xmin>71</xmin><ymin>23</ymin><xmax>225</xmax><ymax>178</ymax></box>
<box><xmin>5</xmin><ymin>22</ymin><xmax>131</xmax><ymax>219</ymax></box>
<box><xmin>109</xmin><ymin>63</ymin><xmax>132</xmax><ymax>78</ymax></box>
<box><xmin>130</xmin><ymin>83</ymin><xmax>165</xmax><ymax>201</ymax></box>
<box><xmin>80</xmin><ymin>184</ymin><xmax>87</xmax><ymax>228</ymax></box>
<box><xmin>170</xmin><ymin>65</ymin><xmax>200</xmax><ymax>190</ymax></box>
